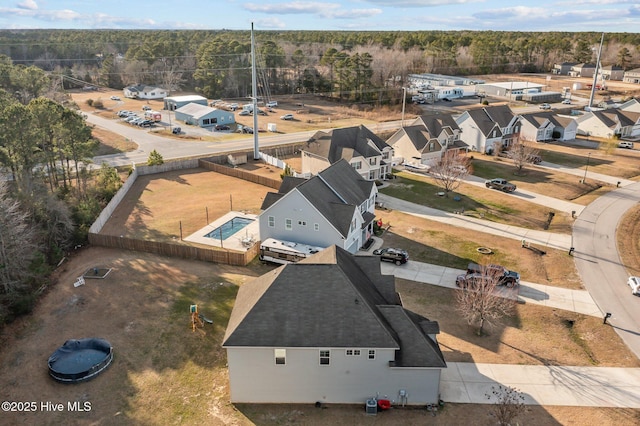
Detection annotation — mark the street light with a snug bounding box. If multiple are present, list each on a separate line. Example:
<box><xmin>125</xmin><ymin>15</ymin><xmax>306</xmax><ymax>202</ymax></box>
<box><xmin>582</xmin><ymin>152</ymin><xmax>591</xmax><ymax>183</ymax></box>
<box><xmin>401</xmin><ymin>87</ymin><xmax>407</xmax><ymax>127</ymax></box>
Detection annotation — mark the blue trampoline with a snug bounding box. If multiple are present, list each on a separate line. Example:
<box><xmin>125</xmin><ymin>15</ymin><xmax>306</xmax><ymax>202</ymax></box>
<box><xmin>48</xmin><ymin>338</ymin><xmax>113</xmax><ymax>383</ymax></box>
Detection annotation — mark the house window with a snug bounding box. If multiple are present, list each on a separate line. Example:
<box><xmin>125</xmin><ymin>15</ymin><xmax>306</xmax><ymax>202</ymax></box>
<box><xmin>350</xmin><ymin>219</ymin><xmax>356</xmax><ymax>232</ymax></box>
<box><xmin>275</xmin><ymin>348</ymin><xmax>286</xmax><ymax>365</ymax></box>
<box><xmin>352</xmin><ymin>161</ymin><xmax>362</xmax><ymax>170</ymax></box>
<box><xmin>203</xmin><ymin>118</ymin><xmax>210</xmax><ymax>125</ymax></box>
<box><xmin>320</xmin><ymin>350</ymin><xmax>330</xmax><ymax>365</ymax></box>
<box><xmin>429</xmin><ymin>142</ymin><xmax>435</xmax><ymax>152</ymax></box>
<box><xmin>212</xmin><ymin>117</ymin><xmax>218</xmax><ymax>124</ymax></box>
<box><xmin>285</xmin><ymin>219</ymin><xmax>292</xmax><ymax>230</ymax></box>
<box><xmin>368</xmin><ymin>350</ymin><xmax>376</xmax><ymax>360</ymax></box>
<box><xmin>298</xmin><ymin>220</ymin><xmax>306</xmax><ymax>226</ymax></box>
<box><xmin>268</xmin><ymin>216</ymin><xmax>275</xmax><ymax>228</ymax></box>
<box><xmin>369</xmin><ymin>157</ymin><xmax>377</xmax><ymax>166</ymax></box>
<box><xmin>314</xmin><ymin>223</ymin><xmax>319</xmax><ymax>231</ymax></box>
<box><xmin>346</xmin><ymin>349</ymin><xmax>361</xmax><ymax>356</ymax></box>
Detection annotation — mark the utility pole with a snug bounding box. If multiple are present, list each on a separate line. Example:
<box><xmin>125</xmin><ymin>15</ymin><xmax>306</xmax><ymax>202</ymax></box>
<box><xmin>588</xmin><ymin>32</ymin><xmax>604</xmax><ymax>110</ymax></box>
<box><xmin>251</xmin><ymin>22</ymin><xmax>259</xmax><ymax>160</ymax></box>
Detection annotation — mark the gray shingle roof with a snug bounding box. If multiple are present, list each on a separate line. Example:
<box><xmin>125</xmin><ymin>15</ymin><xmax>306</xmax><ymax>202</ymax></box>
<box><xmin>303</xmin><ymin>125</ymin><xmax>390</xmax><ymax>163</ymax></box>
<box><xmin>223</xmin><ymin>246</ymin><xmax>446</xmax><ymax>368</ymax></box>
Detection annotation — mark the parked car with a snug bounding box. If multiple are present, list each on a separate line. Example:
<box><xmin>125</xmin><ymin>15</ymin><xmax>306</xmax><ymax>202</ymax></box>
<box><xmin>117</xmin><ymin>110</ymin><xmax>132</xmax><ymax>117</ymax></box>
<box><xmin>628</xmin><ymin>276</ymin><xmax>640</xmax><ymax>295</ymax></box>
<box><xmin>124</xmin><ymin>115</ymin><xmax>139</xmax><ymax>122</ymax></box>
<box><xmin>539</xmin><ymin>103</ymin><xmax>551</xmax><ymax>110</ymax></box>
<box><xmin>239</xmin><ymin>110</ymin><xmax>251</xmax><ymax>116</ymax></box>
<box><xmin>137</xmin><ymin>119</ymin><xmax>153</xmax><ymax>127</ymax></box>
<box><xmin>172</xmin><ymin>127</ymin><xmax>181</xmax><ymax>134</ymax></box>
<box><xmin>142</xmin><ymin>105</ymin><xmax>152</xmax><ymax>111</ymax></box>
<box><xmin>455</xmin><ymin>273</ymin><xmax>493</xmax><ymax>289</ymax></box>
<box><xmin>561</xmin><ymin>99</ymin><xmax>571</xmax><ymax>105</ymax></box>
<box><xmin>442</xmin><ymin>97</ymin><xmax>452</xmax><ymax>102</ymax></box>
<box><xmin>110</xmin><ymin>95</ymin><xmax>121</xmax><ymax>101</ymax></box>
<box><xmin>266</xmin><ymin>101</ymin><xmax>278</xmax><ymax>108</ymax></box>
<box><xmin>238</xmin><ymin>126</ymin><xmax>253</xmax><ymax>134</ymax></box>
<box><xmin>618</xmin><ymin>141</ymin><xmax>634</xmax><ymax>149</ymax></box>
<box><xmin>485</xmin><ymin>178</ymin><xmax>517</xmax><ymax>192</ymax></box>
<box><xmin>466</xmin><ymin>262</ymin><xmax>520</xmax><ymax>288</ymax></box>
<box><xmin>374</xmin><ymin>248</ymin><xmax>409</xmax><ymax>265</ymax></box>
<box><xmin>228</xmin><ymin>103</ymin><xmax>239</xmax><ymax>110</ymax></box>
<box><xmin>215</xmin><ymin>124</ymin><xmax>230</xmax><ymax>131</ymax></box>
<box><xmin>280</xmin><ymin>114</ymin><xmax>294</xmax><ymax>120</ymax></box>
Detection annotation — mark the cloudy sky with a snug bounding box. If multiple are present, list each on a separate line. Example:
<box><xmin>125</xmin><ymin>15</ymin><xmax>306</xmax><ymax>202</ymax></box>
<box><xmin>1</xmin><ymin>0</ymin><xmax>639</xmax><ymax>32</ymax></box>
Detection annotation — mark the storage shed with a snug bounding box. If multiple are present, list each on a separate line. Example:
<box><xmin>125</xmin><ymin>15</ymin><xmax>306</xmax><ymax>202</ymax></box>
<box><xmin>174</xmin><ymin>103</ymin><xmax>235</xmax><ymax>128</ymax></box>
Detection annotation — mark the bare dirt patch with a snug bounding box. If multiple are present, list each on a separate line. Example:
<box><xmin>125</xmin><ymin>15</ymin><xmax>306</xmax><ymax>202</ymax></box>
<box><xmin>1</xmin><ymin>247</ymin><xmax>638</xmax><ymax>426</ymax></box>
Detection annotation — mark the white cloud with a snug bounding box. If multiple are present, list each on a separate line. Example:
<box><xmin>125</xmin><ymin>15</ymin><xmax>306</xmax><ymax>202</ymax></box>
<box><xmin>256</xmin><ymin>17</ymin><xmax>287</xmax><ymax>29</ymax></box>
<box><xmin>365</xmin><ymin>0</ymin><xmax>479</xmax><ymax>6</ymax></box>
<box><xmin>244</xmin><ymin>2</ymin><xmax>337</xmax><ymax>14</ymax></box>
<box><xmin>17</xmin><ymin>0</ymin><xmax>38</xmax><ymax>10</ymax></box>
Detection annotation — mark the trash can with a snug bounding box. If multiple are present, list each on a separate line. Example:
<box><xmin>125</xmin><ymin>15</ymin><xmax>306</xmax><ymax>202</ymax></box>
<box><xmin>365</xmin><ymin>399</ymin><xmax>377</xmax><ymax>415</ymax></box>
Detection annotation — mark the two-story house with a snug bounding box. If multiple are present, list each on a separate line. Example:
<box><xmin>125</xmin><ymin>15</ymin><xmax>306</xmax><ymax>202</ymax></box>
<box><xmin>300</xmin><ymin>125</ymin><xmax>393</xmax><ymax>181</ymax></box>
<box><xmin>259</xmin><ymin>160</ymin><xmax>377</xmax><ymax>254</ymax></box>
<box><xmin>223</xmin><ymin>245</ymin><xmax>446</xmax><ymax>404</ymax></box>
<box><xmin>576</xmin><ymin>109</ymin><xmax>640</xmax><ymax>139</ymax></box>
<box><xmin>622</xmin><ymin>68</ymin><xmax>640</xmax><ymax>84</ymax></box>
<box><xmin>568</xmin><ymin>63</ymin><xmax>596</xmax><ymax>78</ymax></box>
<box><xmin>552</xmin><ymin>62</ymin><xmax>576</xmax><ymax>75</ymax></box>
<box><xmin>386</xmin><ymin>114</ymin><xmax>467</xmax><ymax>166</ymax></box>
<box><xmin>455</xmin><ymin>105</ymin><xmax>521</xmax><ymax>154</ymax></box>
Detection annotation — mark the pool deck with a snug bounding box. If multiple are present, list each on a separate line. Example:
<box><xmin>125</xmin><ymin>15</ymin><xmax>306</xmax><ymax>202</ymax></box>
<box><xmin>183</xmin><ymin>211</ymin><xmax>259</xmax><ymax>252</ymax></box>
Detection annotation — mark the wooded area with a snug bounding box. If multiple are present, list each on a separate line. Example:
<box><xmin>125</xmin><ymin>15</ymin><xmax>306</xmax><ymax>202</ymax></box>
<box><xmin>2</xmin><ymin>29</ymin><xmax>639</xmax><ymax>104</ymax></box>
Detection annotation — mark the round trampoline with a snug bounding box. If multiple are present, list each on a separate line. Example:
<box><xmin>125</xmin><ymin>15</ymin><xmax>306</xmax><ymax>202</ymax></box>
<box><xmin>48</xmin><ymin>338</ymin><xmax>113</xmax><ymax>383</ymax></box>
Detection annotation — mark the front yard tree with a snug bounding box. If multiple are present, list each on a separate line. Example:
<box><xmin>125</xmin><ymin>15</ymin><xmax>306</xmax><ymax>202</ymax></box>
<box><xmin>455</xmin><ymin>263</ymin><xmax>517</xmax><ymax>336</ymax></box>
<box><xmin>485</xmin><ymin>384</ymin><xmax>526</xmax><ymax>426</ymax></box>
<box><xmin>430</xmin><ymin>150</ymin><xmax>469</xmax><ymax>196</ymax></box>
<box><xmin>147</xmin><ymin>149</ymin><xmax>164</xmax><ymax>166</ymax></box>
<box><xmin>505</xmin><ymin>138</ymin><xmax>540</xmax><ymax>173</ymax></box>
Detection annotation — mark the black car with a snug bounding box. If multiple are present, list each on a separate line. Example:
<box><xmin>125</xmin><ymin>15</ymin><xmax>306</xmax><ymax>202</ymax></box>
<box><xmin>215</xmin><ymin>124</ymin><xmax>230</xmax><ymax>131</ymax></box>
<box><xmin>172</xmin><ymin>127</ymin><xmax>181</xmax><ymax>134</ymax></box>
<box><xmin>374</xmin><ymin>248</ymin><xmax>409</xmax><ymax>265</ymax></box>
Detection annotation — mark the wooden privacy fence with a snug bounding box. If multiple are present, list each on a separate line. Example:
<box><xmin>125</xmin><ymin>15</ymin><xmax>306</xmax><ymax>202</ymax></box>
<box><xmin>198</xmin><ymin>159</ymin><xmax>282</xmax><ymax>189</ymax></box>
<box><xmin>89</xmin><ymin>233</ymin><xmax>260</xmax><ymax>266</ymax></box>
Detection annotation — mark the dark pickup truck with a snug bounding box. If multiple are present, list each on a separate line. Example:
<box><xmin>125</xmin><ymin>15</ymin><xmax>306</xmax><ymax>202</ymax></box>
<box><xmin>485</xmin><ymin>178</ymin><xmax>516</xmax><ymax>193</ymax></box>
<box><xmin>465</xmin><ymin>262</ymin><xmax>520</xmax><ymax>288</ymax></box>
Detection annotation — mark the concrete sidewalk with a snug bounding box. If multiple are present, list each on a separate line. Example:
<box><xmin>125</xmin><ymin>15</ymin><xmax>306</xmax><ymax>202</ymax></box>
<box><xmin>376</xmin><ymin>193</ymin><xmax>573</xmax><ymax>251</ymax></box>
<box><xmin>380</xmin><ymin>261</ymin><xmax>601</xmax><ymax>317</ymax></box>
<box><xmin>441</xmin><ymin>363</ymin><xmax>640</xmax><ymax>407</ymax></box>
<box><xmin>539</xmin><ymin>161</ymin><xmax>635</xmax><ymax>187</ymax></box>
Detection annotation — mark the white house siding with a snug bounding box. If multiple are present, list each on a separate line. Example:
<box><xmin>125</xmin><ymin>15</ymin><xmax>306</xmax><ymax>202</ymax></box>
<box><xmin>259</xmin><ymin>190</ymin><xmax>347</xmax><ymax>249</ymax></box>
<box><xmin>576</xmin><ymin>115</ymin><xmax>617</xmax><ymax>139</ymax></box>
<box><xmin>226</xmin><ymin>347</ymin><xmax>442</xmax><ymax>405</ymax></box>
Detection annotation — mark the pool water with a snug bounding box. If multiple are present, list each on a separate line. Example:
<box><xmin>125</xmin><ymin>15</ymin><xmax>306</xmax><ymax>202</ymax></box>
<box><xmin>204</xmin><ymin>217</ymin><xmax>254</xmax><ymax>240</ymax></box>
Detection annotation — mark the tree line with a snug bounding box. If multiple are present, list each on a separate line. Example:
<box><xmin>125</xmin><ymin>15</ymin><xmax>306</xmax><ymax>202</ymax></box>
<box><xmin>1</xmin><ymin>29</ymin><xmax>638</xmax><ymax>105</ymax></box>
<box><xmin>0</xmin><ymin>55</ymin><xmax>122</xmax><ymax>325</ymax></box>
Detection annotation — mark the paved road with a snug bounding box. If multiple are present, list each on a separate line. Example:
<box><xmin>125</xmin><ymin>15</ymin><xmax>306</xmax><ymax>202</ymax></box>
<box><xmin>573</xmin><ymin>181</ymin><xmax>640</xmax><ymax>357</ymax></box>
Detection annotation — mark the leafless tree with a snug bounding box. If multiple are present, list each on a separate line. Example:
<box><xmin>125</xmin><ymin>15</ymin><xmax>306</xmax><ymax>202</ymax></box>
<box><xmin>485</xmin><ymin>384</ymin><xmax>526</xmax><ymax>426</ymax></box>
<box><xmin>504</xmin><ymin>138</ymin><xmax>540</xmax><ymax>173</ymax></box>
<box><xmin>0</xmin><ymin>179</ymin><xmax>39</xmax><ymax>295</ymax></box>
<box><xmin>430</xmin><ymin>150</ymin><xmax>470</xmax><ymax>196</ymax></box>
<box><xmin>455</xmin><ymin>263</ymin><xmax>517</xmax><ymax>336</ymax></box>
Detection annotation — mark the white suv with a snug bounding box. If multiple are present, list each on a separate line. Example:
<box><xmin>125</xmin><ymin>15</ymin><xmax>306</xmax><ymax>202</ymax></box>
<box><xmin>266</xmin><ymin>101</ymin><xmax>278</xmax><ymax>108</ymax></box>
<box><xmin>628</xmin><ymin>276</ymin><xmax>640</xmax><ymax>295</ymax></box>
<box><xmin>618</xmin><ymin>141</ymin><xmax>634</xmax><ymax>149</ymax></box>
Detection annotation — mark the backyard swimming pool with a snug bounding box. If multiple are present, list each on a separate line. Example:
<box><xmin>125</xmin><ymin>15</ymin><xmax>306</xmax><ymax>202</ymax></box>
<box><xmin>204</xmin><ymin>217</ymin><xmax>254</xmax><ymax>240</ymax></box>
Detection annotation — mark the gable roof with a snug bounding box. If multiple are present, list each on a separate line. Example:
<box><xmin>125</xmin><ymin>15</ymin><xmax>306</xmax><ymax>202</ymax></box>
<box><xmin>126</xmin><ymin>84</ymin><xmax>164</xmax><ymax>93</ymax></box>
<box><xmin>483</xmin><ymin>105</ymin><xmax>518</xmax><ymax>128</ymax></box>
<box><xmin>223</xmin><ymin>245</ymin><xmax>445</xmax><ymax>368</ymax></box>
<box><xmin>261</xmin><ymin>160</ymin><xmax>375</xmax><ymax>237</ymax></box>
<box><xmin>463</xmin><ymin>108</ymin><xmax>501</xmax><ymax>137</ymax></box>
<box><xmin>412</xmin><ymin>113</ymin><xmax>460</xmax><ymax>136</ymax></box>
<box><xmin>303</xmin><ymin>125</ymin><xmax>390</xmax><ymax>163</ymax></box>
<box><xmin>591</xmin><ymin>109</ymin><xmax>640</xmax><ymax>129</ymax></box>
<box><xmin>175</xmin><ymin>103</ymin><xmax>221</xmax><ymax>119</ymax></box>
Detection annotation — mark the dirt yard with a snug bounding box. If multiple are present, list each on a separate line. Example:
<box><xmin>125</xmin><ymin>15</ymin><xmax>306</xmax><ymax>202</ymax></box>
<box><xmin>1</xmin><ymin>247</ymin><xmax>638</xmax><ymax>426</ymax></box>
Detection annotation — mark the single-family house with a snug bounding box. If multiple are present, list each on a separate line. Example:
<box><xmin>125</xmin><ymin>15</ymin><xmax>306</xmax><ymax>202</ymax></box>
<box><xmin>163</xmin><ymin>95</ymin><xmax>208</xmax><ymax>111</ymax></box>
<box><xmin>174</xmin><ymin>103</ymin><xmax>235</xmax><ymax>127</ymax></box>
<box><xmin>455</xmin><ymin>105</ymin><xmax>521</xmax><ymax>154</ymax></box>
<box><xmin>623</xmin><ymin>68</ymin><xmax>640</xmax><ymax>84</ymax></box>
<box><xmin>520</xmin><ymin>112</ymin><xmax>578</xmax><ymax>142</ymax></box>
<box><xmin>601</xmin><ymin>65</ymin><xmax>624</xmax><ymax>81</ymax></box>
<box><xmin>123</xmin><ymin>85</ymin><xmax>167</xmax><ymax>100</ymax></box>
<box><xmin>568</xmin><ymin>63</ymin><xmax>596</xmax><ymax>78</ymax></box>
<box><xmin>575</xmin><ymin>109</ymin><xmax>640</xmax><ymax>139</ymax></box>
<box><xmin>259</xmin><ymin>160</ymin><xmax>377</xmax><ymax>254</ymax></box>
<box><xmin>301</xmin><ymin>125</ymin><xmax>393</xmax><ymax>181</ymax></box>
<box><xmin>222</xmin><ymin>245</ymin><xmax>446</xmax><ymax>404</ymax></box>
<box><xmin>619</xmin><ymin>98</ymin><xmax>640</xmax><ymax>113</ymax></box>
<box><xmin>552</xmin><ymin>62</ymin><xmax>576</xmax><ymax>75</ymax></box>
<box><xmin>386</xmin><ymin>114</ymin><xmax>467</xmax><ymax>166</ymax></box>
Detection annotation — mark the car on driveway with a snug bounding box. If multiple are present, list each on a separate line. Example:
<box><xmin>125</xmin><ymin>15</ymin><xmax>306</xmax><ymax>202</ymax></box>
<box><xmin>215</xmin><ymin>124</ymin><xmax>230</xmax><ymax>131</ymax></box>
<box><xmin>239</xmin><ymin>110</ymin><xmax>251</xmax><ymax>116</ymax></box>
<box><xmin>561</xmin><ymin>99</ymin><xmax>571</xmax><ymax>105</ymax></box>
<box><xmin>485</xmin><ymin>178</ymin><xmax>516</xmax><ymax>192</ymax></box>
<box><xmin>110</xmin><ymin>95</ymin><xmax>121</xmax><ymax>101</ymax></box>
<box><xmin>539</xmin><ymin>103</ymin><xmax>551</xmax><ymax>110</ymax></box>
<box><xmin>266</xmin><ymin>101</ymin><xmax>278</xmax><ymax>108</ymax></box>
<box><xmin>618</xmin><ymin>141</ymin><xmax>634</xmax><ymax>149</ymax></box>
<box><xmin>280</xmin><ymin>113</ymin><xmax>294</xmax><ymax>120</ymax></box>
<box><xmin>628</xmin><ymin>276</ymin><xmax>640</xmax><ymax>295</ymax></box>
<box><xmin>373</xmin><ymin>248</ymin><xmax>409</xmax><ymax>265</ymax></box>
<box><xmin>466</xmin><ymin>262</ymin><xmax>520</xmax><ymax>288</ymax></box>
